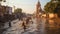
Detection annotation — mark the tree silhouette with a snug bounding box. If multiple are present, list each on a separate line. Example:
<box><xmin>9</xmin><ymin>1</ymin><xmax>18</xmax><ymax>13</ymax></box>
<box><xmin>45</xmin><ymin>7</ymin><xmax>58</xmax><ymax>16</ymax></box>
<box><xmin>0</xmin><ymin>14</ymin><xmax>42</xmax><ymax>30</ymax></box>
<box><xmin>14</xmin><ymin>8</ymin><xmax>22</xmax><ymax>14</ymax></box>
<box><xmin>0</xmin><ymin>0</ymin><xmax>6</xmax><ymax>2</ymax></box>
<box><xmin>14</xmin><ymin>8</ymin><xmax>23</xmax><ymax>20</ymax></box>
<box><xmin>44</xmin><ymin>0</ymin><xmax>60</xmax><ymax>17</ymax></box>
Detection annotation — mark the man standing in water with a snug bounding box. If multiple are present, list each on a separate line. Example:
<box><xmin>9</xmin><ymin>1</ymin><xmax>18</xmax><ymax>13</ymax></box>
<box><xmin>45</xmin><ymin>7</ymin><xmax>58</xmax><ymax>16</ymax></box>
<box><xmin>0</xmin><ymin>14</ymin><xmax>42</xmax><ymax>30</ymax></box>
<box><xmin>22</xmin><ymin>21</ymin><xmax>26</xmax><ymax>31</ymax></box>
<box><xmin>9</xmin><ymin>20</ymin><xmax>11</xmax><ymax>27</ymax></box>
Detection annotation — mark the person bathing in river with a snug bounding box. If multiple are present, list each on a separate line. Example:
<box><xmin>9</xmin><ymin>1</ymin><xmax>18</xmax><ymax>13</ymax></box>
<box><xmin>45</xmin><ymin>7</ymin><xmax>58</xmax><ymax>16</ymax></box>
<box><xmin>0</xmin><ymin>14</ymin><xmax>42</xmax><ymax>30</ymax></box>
<box><xmin>22</xmin><ymin>21</ymin><xmax>26</xmax><ymax>31</ymax></box>
<box><xmin>26</xmin><ymin>17</ymin><xmax>31</xmax><ymax>24</ymax></box>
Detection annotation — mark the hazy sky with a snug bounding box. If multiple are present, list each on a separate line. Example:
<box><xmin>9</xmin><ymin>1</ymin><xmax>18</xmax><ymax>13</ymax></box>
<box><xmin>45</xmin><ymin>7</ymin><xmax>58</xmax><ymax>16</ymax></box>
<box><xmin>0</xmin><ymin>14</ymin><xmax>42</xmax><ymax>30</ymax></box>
<box><xmin>2</xmin><ymin>0</ymin><xmax>50</xmax><ymax>14</ymax></box>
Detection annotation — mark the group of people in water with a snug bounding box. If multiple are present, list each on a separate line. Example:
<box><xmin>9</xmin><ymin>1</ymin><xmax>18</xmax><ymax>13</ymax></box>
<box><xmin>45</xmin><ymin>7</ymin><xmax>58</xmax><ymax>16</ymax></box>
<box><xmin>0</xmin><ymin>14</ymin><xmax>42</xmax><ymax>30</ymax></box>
<box><xmin>21</xmin><ymin>17</ymin><xmax>33</xmax><ymax>31</ymax></box>
<box><xmin>8</xmin><ymin>16</ymin><xmax>33</xmax><ymax>31</ymax></box>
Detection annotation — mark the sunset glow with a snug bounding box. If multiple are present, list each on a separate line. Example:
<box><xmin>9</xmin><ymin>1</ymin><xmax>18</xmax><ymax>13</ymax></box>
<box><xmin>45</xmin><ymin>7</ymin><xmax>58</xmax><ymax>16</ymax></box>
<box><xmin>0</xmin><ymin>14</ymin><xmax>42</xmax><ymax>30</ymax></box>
<box><xmin>2</xmin><ymin>0</ymin><xmax>50</xmax><ymax>14</ymax></box>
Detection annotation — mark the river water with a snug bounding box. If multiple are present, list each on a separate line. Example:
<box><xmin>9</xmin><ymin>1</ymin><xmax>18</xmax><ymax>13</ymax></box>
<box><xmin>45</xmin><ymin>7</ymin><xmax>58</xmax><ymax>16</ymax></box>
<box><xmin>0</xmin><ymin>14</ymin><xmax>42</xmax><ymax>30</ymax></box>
<box><xmin>2</xmin><ymin>17</ymin><xmax>60</xmax><ymax>34</ymax></box>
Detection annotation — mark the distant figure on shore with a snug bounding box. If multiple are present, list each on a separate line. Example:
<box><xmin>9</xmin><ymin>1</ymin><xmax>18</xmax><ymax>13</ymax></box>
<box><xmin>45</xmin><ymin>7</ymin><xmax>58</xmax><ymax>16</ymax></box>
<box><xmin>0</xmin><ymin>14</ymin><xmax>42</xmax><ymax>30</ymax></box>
<box><xmin>9</xmin><ymin>20</ymin><xmax>11</xmax><ymax>27</ymax></box>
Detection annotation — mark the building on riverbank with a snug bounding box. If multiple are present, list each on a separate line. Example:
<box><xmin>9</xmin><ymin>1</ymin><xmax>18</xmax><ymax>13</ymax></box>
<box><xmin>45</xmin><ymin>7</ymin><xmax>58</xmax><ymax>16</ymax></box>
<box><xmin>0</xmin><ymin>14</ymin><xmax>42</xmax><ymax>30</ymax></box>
<box><xmin>0</xmin><ymin>5</ymin><xmax>12</xmax><ymax>16</ymax></box>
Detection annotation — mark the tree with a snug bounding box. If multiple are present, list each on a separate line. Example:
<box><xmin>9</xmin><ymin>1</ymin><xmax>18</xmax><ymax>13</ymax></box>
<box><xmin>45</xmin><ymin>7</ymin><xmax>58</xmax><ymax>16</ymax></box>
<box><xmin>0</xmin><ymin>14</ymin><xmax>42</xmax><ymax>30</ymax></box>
<box><xmin>0</xmin><ymin>0</ymin><xmax>2</xmax><ymax>1</ymax></box>
<box><xmin>0</xmin><ymin>0</ymin><xmax>6</xmax><ymax>5</ymax></box>
<box><xmin>0</xmin><ymin>0</ymin><xmax>6</xmax><ymax>2</ymax></box>
<box><xmin>14</xmin><ymin>8</ymin><xmax>23</xmax><ymax>20</ymax></box>
<box><xmin>14</xmin><ymin>8</ymin><xmax>22</xmax><ymax>14</ymax></box>
<box><xmin>44</xmin><ymin>0</ymin><xmax>60</xmax><ymax>17</ymax></box>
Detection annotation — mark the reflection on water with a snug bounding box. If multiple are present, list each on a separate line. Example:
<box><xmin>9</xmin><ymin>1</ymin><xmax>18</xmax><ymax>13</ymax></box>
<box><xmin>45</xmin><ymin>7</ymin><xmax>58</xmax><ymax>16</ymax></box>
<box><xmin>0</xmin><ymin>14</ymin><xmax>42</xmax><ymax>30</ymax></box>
<box><xmin>35</xmin><ymin>17</ymin><xmax>60</xmax><ymax>34</ymax></box>
<box><xmin>2</xmin><ymin>17</ymin><xmax>60</xmax><ymax>34</ymax></box>
<box><xmin>46</xmin><ymin>25</ymin><xmax>60</xmax><ymax>34</ymax></box>
<box><xmin>45</xmin><ymin>18</ymin><xmax>60</xmax><ymax>34</ymax></box>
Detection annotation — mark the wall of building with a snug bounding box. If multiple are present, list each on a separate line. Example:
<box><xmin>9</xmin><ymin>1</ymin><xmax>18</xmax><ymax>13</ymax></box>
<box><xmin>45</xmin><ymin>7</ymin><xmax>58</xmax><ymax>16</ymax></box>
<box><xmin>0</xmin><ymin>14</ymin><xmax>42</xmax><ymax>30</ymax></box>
<box><xmin>0</xmin><ymin>5</ymin><xmax>12</xmax><ymax>16</ymax></box>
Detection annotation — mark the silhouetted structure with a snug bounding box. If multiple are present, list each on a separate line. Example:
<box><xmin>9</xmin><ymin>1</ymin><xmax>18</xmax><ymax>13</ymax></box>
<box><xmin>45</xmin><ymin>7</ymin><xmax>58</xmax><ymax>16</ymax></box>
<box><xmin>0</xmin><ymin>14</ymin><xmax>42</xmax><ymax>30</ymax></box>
<box><xmin>34</xmin><ymin>0</ymin><xmax>43</xmax><ymax>19</ymax></box>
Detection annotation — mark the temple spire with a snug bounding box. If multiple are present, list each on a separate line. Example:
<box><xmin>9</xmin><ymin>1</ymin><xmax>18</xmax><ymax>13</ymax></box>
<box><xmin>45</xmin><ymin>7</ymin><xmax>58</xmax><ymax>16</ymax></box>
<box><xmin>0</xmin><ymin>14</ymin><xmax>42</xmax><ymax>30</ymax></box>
<box><xmin>35</xmin><ymin>0</ymin><xmax>42</xmax><ymax>19</ymax></box>
<box><xmin>37</xmin><ymin>0</ymin><xmax>41</xmax><ymax>7</ymax></box>
<box><xmin>36</xmin><ymin>0</ymin><xmax>41</xmax><ymax>13</ymax></box>
<box><xmin>38</xmin><ymin>0</ymin><xmax>39</xmax><ymax>2</ymax></box>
